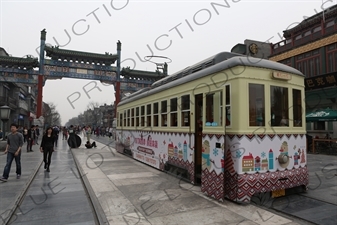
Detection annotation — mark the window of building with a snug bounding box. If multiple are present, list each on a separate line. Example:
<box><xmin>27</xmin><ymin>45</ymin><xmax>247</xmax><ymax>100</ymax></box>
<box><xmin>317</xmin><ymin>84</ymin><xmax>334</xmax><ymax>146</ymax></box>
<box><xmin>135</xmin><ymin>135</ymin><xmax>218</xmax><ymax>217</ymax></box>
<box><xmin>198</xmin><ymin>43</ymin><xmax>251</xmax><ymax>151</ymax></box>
<box><xmin>314</xmin><ymin>121</ymin><xmax>325</xmax><ymax>130</ymax></box>
<box><xmin>161</xmin><ymin>100</ymin><xmax>167</xmax><ymax>126</ymax></box>
<box><xmin>249</xmin><ymin>84</ymin><xmax>265</xmax><ymax>126</ymax></box>
<box><xmin>295</xmin><ymin>50</ymin><xmax>321</xmax><ymax>77</ymax></box>
<box><xmin>127</xmin><ymin>109</ymin><xmax>130</xmax><ymax>127</ymax></box>
<box><xmin>304</xmin><ymin>30</ymin><xmax>311</xmax><ymax>36</ymax></box>
<box><xmin>181</xmin><ymin>95</ymin><xmax>190</xmax><ymax>126</ymax></box>
<box><xmin>326</xmin><ymin>44</ymin><xmax>337</xmax><ymax>73</ymax></box>
<box><xmin>170</xmin><ymin>98</ymin><xmax>178</xmax><ymax>126</ymax></box>
<box><xmin>153</xmin><ymin>102</ymin><xmax>159</xmax><ymax>127</ymax></box>
<box><xmin>313</xmin><ymin>26</ymin><xmax>321</xmax><ymax>33</ymax></box>
<box><xmin>225</xmin><ymin>85</ymin><xmax>231</xmax><ymax>126</ymax></box>
<box><xmin>147</xmin><ymin>104</ymin><xmax>151</xmax><ymax>127</ymax></box>
<box><xmin>326</xmin><ymin>20</ymin><xmax>335</xmax><ymax>28</ymax></box>
<box><xmin>292</xmin><ymin>89</ymin><xmax>302</xmax><ymax>127</ymax></box>
<box><xmin>131</xmin><ymin>108</ymin><xmax>134</xmax><ymax>126</ymax></box>
<box><xmin>295</xmin><ymin>34</ymin><xmax>302</xmax><ymax>40</ymax></box>
<box><xmin>205</xmin><ymin>91</ymin><xmax>222</xmax><ymax>127</ymax></box>
<box><xmin>136</xmin><ymin>107</ymin><xmax>139</xmax><ymax>127</ymax></box>
<box><xmin>141</xmin><ymin>105</ymin><xmax>145</xmax><ymax>126</ymax></box>
<box><xmin>271</xmin><ymin>86</ymin><xmax>289</xmax><ymax>127</ymax></box>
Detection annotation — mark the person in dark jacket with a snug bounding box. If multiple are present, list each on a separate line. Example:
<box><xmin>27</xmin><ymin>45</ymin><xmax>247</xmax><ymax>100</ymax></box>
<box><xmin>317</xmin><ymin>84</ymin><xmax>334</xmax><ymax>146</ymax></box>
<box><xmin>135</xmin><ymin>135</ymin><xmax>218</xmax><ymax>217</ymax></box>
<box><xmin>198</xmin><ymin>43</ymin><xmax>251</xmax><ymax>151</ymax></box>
<box><xmin>85</xmin><ymin>141</ymin><xmax>97</xmax><ymax>149</ymax></box>
<box><xmin>40</xmin><ymin>127</ymin><xmax>55</xmax><ymax>172</ymax></box>
<box><xmin>27</xmin><ymin>125</ymin><xmax>36</xmax><ymax>152</ymax></box>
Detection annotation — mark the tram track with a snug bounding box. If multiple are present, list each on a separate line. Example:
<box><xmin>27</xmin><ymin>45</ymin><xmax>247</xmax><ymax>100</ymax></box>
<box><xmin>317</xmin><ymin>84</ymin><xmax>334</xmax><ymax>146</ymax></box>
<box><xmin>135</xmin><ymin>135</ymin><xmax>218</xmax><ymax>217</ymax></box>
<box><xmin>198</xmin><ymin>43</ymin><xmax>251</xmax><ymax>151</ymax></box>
<box><xmin>253</xmin><ymin>192</ymin><xmax>337</xmax><ymax>225</ymax></box>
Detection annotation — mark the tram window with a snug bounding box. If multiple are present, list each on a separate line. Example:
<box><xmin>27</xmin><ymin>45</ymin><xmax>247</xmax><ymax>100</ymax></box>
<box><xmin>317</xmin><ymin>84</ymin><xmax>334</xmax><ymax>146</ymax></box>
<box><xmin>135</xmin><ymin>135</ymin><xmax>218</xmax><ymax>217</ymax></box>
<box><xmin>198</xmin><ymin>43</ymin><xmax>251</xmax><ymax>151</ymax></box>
<box><xmin>119</xmin><ymin>113</ymin><xmax>122</xmax><ymax>127</ymax></box>
<box><xmin>205</xmin><ymin>91</ymin><xmax>222</xmax><ymax>127</ymax></box>
<box><xmin>136</xmin><ymin>107</ymin><xmax>139</xmax><ymax>127</ymax></box>
<box><xmin>225</xmin><ymin>85</ymin><xmax>231</xmax><ymax>126</ymax></box>
<box><xmin>170</xmin><ymin>98</ymin><xmax>178</xmax><ymax>127</ymax></box>
<box><xmin>127</xmin><ymin>109</ymin><xmax>130</xmax><ymax>127</ymax></box>
<box><xmin>147</xmin><ymin>104</ymin><xmax>151</xmax><ymax>126</ymax></box>
<box><xmin>123</xmin><ymin>110</ymin><xmax>127</xmax><ymax>127</ymax></box>
<box><xmin>181</xmin><ymin>95</ymin><xmax>190</xmax><ymax>126</ymax></box>
<box><xmin>270</xmin><ymin>86</ymin><xmax>289</xmax><ymax>127</ymax></box>
<box><xmin>153</xmin><ymin>102</ymin><xmax>159</xmax><ymax>127</ymax></box>
<box><xmin>141</xmin><ymin>106</ymin><xmax>145</xmax><ymax>126</ymax></box>
<box><xmin>249</xmin><ymin>84</ymin><xmax>265</xmax><ymax>126</ymax></box>
<box><xmin>131</xmin><ymin>108</ymin><xmax>134</xmax><ymax>126</ymax></box>
<box><xmin>161</xmin><ymin>101</ymin><xmax>167</xmax><ymax>126</ymax></box>
<box><xmin>293</xmin><ymin>89</ymin><xmax>302</xmax><ymax>127</ymax></box>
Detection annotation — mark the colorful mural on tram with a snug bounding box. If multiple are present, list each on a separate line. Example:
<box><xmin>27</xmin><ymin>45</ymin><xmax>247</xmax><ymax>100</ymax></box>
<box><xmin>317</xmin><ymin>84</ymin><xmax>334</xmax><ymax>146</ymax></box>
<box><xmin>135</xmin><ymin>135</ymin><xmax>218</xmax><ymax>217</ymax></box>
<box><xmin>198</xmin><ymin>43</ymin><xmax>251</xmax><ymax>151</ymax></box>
<box><xmin>115</xmin><ymin>52</ymin><xmax>308</xmax><ymax>203</ymax></box>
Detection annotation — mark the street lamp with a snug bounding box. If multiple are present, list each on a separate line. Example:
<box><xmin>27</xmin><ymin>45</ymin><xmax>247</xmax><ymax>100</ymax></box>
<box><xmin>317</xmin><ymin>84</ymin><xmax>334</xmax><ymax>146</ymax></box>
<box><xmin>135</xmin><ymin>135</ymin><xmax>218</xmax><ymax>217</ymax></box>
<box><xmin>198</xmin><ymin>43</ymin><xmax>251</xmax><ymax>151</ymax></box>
<box><xmin>0</xmin><ymin>105</ymin><xmax>11</xmax><ymax>140</ymax></box>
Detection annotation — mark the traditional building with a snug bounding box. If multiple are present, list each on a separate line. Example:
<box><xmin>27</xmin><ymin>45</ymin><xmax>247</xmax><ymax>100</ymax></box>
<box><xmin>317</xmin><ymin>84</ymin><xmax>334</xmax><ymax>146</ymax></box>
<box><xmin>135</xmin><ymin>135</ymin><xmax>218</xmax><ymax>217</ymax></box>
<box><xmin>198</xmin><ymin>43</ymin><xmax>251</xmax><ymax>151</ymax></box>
<box><xmin>0</xmin><ymin>47</ymin><xmax>39</xmax><ymax>131</ymax></box>
<box><xmin>232</xmin><ymin>6</ymin><xmax>337</xmax><ymax>138</ymax></box>
<box><xmin>269</xmin><ymin>5</ymin><xmax>337</xmax><ymax>138</ymax></box>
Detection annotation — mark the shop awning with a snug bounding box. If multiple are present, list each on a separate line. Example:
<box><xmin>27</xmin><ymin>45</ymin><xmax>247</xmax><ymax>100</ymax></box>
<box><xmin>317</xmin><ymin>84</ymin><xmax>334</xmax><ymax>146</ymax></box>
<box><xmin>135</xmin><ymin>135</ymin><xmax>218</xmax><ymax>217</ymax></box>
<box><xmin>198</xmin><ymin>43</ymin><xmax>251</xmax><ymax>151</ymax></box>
<box><xmin>306</xmin><ymin>109</ymin><xmax>337</xmax><ymax>122</ymax></box>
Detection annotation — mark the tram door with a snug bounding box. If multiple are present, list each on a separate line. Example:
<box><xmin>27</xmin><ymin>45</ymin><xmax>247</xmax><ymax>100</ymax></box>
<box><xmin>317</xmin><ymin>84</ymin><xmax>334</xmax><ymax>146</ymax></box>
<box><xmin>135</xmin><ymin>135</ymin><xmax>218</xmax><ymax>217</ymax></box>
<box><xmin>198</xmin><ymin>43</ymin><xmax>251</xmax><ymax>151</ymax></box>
<box><xmin>194</xmin><ymin>94</ymin><xmax>203</xmax><ymax>184</ymax></box>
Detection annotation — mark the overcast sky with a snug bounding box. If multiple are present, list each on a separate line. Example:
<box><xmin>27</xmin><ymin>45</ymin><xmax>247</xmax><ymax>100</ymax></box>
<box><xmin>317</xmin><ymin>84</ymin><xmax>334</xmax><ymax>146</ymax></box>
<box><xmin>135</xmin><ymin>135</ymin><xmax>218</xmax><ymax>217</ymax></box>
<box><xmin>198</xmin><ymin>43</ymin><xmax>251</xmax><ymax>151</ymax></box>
<box><xmin>1</xmin><ymin>0</ymin><xmax>336</xmax><ymax>125</ymax></box>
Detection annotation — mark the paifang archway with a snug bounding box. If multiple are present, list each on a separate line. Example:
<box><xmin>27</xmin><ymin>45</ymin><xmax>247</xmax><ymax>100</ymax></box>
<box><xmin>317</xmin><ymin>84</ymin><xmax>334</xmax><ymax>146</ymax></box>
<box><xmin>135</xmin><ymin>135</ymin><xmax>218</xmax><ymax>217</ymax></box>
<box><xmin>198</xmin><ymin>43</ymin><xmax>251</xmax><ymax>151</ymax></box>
<box><xmin>0</xmin><ymin>29</ymin><xmax>168</xmax><ymax>123</ymax></box>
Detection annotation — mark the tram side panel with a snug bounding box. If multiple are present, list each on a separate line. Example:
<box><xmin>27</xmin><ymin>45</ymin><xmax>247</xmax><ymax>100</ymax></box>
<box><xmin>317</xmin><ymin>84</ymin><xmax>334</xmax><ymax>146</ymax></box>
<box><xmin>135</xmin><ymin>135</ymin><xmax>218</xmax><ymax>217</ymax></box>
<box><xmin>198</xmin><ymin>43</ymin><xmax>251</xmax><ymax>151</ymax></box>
<box><xmin>200</xmin><ymin>134</ymin><xmax>226</xmax><ymax>201</ymax></box>
<box><xmin>116</xmin><ymin>129</ymin><xmax>196</xmax><ymax>183</ymax></box>
<box><xmin>223</xmin><ymin>134</ymin><xmax>308</xmax><ymax>203</ymax></box>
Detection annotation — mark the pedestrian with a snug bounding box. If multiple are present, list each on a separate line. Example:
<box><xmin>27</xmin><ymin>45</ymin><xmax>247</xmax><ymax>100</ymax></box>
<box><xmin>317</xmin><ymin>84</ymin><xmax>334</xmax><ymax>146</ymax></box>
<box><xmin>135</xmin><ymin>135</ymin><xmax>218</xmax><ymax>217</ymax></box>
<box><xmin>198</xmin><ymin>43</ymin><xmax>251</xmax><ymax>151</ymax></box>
<box><xmin>86</xmin><ymin>126</ymin><xmax>92</xmax><ymax>143</ymax></box>
<box><xmin>23</xmin><ymin>126</ymin><xmax>28</xmax><ymax>143</ymax></box>
<box><xmin>40</xmin><ymin>127</ymin><xmax>54</xmax><ymax>172</ymax></box>
<box><xmin>35</xmin><ymin>125</ymin><xmax>40</xmax><ymax>145</ymax></box>
<box><xmin>85</xmin><ymin>141</ymin><xmax>97</xmax><ymax>149</ymax></box>
<box><xmin>0</xmin><ymin>123</ymin><xmax>24</xmax><ymax>182</ymax></box>
<box><xmin>68</xmin><ymin>125</ymin><xmax>78</xmax><ymax>149</ymax></box>
<box><xmin>27</xmin><ymin>125</ymin><xmax>36</xmax><ymax>152</ymax></box>
<box><xmin>53</xmin><ymin>126</ymin><xmax>59</xmax><ymax>147</ymax></box>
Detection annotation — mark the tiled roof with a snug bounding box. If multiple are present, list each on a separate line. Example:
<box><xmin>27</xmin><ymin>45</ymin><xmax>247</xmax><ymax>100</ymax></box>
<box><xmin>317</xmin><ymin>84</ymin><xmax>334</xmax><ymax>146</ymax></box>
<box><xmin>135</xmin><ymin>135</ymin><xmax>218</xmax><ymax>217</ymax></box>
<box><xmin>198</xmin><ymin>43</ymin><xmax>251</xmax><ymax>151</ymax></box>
<box><xmin>283</xmin><ymin>5</ymin><xmax>337</xmax><ymax>38</ymax></box>
<box><xmin>0</xmin><ymin>56</ymin><xmax>39</xmax><ymax>69</ymax></box>
<box><xmin>44</xmin><ymin>45</ymin><xmax>118</xmax><ymax>65</ymax></box>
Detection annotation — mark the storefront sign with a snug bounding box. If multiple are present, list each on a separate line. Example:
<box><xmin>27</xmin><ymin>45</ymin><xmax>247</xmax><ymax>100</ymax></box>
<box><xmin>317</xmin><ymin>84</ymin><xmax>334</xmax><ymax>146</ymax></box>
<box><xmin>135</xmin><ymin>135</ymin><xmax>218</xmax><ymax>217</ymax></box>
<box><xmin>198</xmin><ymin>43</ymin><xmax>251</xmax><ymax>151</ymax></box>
<box><xmin>305</xmin><ymin>72</ymin><xmax>337</xmax><ymax>90</ymax></box>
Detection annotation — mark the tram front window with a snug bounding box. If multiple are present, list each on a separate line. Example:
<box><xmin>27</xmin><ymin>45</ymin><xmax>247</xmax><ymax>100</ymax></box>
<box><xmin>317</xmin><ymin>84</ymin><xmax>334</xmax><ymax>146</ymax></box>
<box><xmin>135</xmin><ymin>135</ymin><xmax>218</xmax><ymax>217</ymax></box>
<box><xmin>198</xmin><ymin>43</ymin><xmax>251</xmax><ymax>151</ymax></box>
<box><xmin>249</xmin><ymin>84</ymin><xmax>265</xmax><ymax>126</ymax></box>
<box><xmin>270</xmin><ymin>86</ymin><xmax>289</xmax><ymax>127</ymax></box>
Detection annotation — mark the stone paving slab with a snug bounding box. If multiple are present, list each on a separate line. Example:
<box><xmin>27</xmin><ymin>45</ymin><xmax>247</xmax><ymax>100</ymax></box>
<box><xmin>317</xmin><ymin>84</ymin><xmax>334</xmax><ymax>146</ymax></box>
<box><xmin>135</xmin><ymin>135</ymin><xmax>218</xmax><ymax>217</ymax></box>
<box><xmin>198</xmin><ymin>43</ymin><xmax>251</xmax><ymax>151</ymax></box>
<box><xmin>0</xmin><ymin>142</ymin><xmax>42</xmax><ymax>225</ymax></box>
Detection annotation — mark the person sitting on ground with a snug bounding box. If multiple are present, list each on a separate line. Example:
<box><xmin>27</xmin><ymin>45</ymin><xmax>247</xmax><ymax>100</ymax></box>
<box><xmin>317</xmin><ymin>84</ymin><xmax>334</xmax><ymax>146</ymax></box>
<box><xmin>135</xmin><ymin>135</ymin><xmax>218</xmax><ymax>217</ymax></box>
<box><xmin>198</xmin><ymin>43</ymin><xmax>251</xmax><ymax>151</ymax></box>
<box><xmin>85</xmin><ymin>141</ymin><xmax>97</xmax><ymax>149</ymax></box>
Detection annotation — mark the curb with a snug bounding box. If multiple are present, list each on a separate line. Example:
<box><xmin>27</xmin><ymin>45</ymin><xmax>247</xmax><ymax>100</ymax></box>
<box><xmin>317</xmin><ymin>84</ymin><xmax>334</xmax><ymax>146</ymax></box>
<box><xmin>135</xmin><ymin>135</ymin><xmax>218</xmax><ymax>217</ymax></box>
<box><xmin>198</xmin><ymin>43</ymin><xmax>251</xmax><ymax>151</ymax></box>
<box><xmin>3</xmin><ymin>159</ymin><xmax>42</xmax><ymax>225</ymax></box>
<box><xmin>71</xmin><ymin>149</ymin><xmax>110</xmax><ymax>225</ymax></box>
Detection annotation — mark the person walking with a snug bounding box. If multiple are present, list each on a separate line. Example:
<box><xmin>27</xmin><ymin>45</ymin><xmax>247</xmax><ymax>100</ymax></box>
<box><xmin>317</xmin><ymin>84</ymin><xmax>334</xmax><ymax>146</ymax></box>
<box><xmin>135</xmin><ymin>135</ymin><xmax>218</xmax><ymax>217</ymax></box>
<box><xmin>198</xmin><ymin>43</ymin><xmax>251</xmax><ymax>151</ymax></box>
<box><xmin>27</xmin><ymin>125</ymin><xmax>36</xmax><ymax>152</ymax></box>
<box><xmin>53</xmin><ymin>126</ymin><xmax>60</xmax><ymax>147</ymax></box>
<box><xmin>40</xmin><ymin>127</ymin><xmax>54</xmax><ymax>172</ymax></box>
<box><xmin>0</xmin><ymin>123</ymin><xmax>24</xmax><ymax>182</ymax></box>
<box><xmin>35</xmin><ymin>125</ymin><xmax>40</xmax><ymax>145</ymax></box>
<box><xmin>86</xmin><ymin>126</ymin><xmax>92</xmax><ymax>143</ymax></box>
<box><xmin>23</xmin><ymin>126</ymin><xmax>28</xmax><ymax>143</ymax></box>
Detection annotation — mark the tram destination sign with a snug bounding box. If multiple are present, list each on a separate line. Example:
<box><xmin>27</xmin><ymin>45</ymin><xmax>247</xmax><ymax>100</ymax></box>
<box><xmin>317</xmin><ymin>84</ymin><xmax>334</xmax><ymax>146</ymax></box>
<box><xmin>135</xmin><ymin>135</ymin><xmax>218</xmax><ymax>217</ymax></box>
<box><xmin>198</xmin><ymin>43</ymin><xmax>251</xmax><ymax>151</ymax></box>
<box><xmin>305</xmin><ymin>72</ymin><xmax>337</xmax><ymax>90</ymax></box>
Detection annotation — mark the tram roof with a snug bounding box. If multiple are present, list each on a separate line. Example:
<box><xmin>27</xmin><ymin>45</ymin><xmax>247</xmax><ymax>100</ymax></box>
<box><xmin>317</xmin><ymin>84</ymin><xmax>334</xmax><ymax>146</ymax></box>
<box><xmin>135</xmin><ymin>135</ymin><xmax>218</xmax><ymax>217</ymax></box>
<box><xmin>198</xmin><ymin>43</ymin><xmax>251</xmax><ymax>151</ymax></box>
<box><xmin>118</xmin><ymin>55</ymin><xmax>304</xmax><ymax>107</ymax></box>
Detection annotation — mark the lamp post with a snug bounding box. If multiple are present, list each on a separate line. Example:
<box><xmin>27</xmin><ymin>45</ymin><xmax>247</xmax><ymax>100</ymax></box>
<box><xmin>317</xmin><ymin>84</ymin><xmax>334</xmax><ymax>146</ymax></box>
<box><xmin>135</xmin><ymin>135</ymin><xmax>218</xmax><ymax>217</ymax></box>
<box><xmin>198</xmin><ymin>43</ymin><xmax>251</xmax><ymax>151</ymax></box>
<box><xmin>0</xmin><ymin>105</ymin><xmax>11</xmax><ymax>140</ymax></box>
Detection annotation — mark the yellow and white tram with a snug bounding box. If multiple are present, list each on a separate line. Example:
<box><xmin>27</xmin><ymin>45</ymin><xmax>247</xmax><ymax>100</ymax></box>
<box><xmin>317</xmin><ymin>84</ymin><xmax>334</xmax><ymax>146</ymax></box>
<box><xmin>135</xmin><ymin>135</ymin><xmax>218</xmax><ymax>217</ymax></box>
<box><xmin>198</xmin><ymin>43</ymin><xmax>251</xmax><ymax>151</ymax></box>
<box><xmin>116</xmin><ymin>52</ymin><xmax>308</xmax><ymax>203</ymax></box>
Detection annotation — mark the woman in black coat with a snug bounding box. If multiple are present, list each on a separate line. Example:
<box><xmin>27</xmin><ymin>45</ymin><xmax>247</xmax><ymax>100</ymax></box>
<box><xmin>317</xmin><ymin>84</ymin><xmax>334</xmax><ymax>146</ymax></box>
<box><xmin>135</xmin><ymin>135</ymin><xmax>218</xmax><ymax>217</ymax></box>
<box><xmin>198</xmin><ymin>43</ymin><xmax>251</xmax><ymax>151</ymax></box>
<box><xmin>40</xmin><ymin>127</ymin><xmax>55</xmax><ymax>172</ymax></box>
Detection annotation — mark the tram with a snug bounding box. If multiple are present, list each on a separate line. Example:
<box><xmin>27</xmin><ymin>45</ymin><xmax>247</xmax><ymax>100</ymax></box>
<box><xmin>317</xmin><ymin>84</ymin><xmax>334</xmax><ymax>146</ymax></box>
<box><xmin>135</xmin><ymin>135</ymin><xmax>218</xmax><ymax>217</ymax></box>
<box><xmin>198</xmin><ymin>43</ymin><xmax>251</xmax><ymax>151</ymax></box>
<box><xmin>115</xmin><ymin>52</ymin><xmax>308</xmax><ymax>203</ymax></box>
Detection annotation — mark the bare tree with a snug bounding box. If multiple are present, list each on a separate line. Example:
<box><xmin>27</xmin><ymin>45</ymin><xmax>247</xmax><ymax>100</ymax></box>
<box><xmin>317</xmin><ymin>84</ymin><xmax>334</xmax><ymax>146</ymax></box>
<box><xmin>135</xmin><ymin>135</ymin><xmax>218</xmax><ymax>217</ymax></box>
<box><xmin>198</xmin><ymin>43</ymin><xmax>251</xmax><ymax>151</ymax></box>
<box><xmin>44</xmin><ymin>102</ymin><xmax>61</xmax><ymax>126</ymax></box>
<box><xmin>86</xmin><ymin>101</ymin><xmax>102</xmax><ymax>127</ymax></box>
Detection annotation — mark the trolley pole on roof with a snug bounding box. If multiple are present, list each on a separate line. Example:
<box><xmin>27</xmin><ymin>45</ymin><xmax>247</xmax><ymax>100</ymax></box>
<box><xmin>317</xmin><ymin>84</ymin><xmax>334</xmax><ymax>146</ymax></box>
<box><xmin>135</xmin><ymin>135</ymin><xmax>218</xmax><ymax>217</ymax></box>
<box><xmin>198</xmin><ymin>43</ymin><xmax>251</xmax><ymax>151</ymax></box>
<box><xmin>115</xmin><ymin>40</ymin><xmax>121</xmax><ymax>118</ymax></box>
<box><xmin>37</xmin><ymin>29</ymin><xmax>46</xmax><ymax>119</ymax></box>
